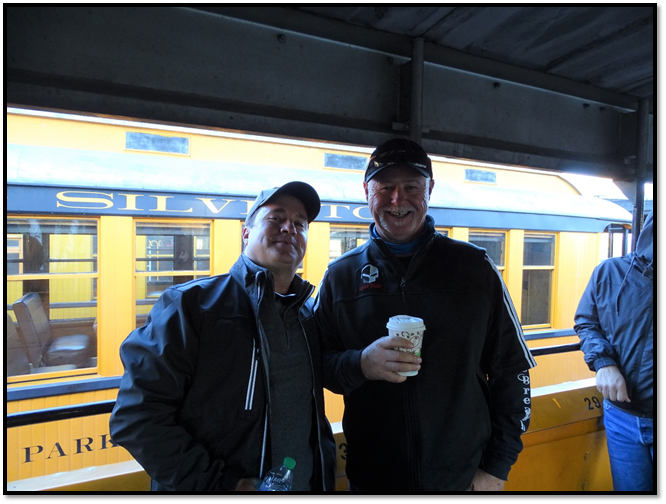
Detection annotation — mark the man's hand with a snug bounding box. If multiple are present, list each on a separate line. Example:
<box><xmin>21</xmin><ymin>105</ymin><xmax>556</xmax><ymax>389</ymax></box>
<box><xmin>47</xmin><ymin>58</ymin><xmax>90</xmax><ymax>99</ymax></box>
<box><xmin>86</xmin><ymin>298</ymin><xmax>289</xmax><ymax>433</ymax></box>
<box><xmin>360</xmin><ymin>335</ymin><xmax>421</xmax><ymax>383</ymax></box>
<box><xmin>467</xmin><ymin>469</ymin><xmax>505</xmax><ymax>491</ymax></box>
<box><xmin>235</xmin><ymin>477</ymin><xmax>261</xmax><ymax>491</ymax></box>
<box><xmin>596</xmin><ymin>365</ymin><xmax>631</xmax><ymax>402</ymax></box>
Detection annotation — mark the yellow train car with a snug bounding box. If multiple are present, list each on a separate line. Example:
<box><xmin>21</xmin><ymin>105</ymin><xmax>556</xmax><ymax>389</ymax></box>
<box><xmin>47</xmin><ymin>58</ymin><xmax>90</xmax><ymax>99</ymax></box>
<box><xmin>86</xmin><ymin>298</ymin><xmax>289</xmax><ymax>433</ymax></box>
<box><xmin>6</xmin><ymin>109</ymin><xmax>632</xmax><ymax>484</ymax></box>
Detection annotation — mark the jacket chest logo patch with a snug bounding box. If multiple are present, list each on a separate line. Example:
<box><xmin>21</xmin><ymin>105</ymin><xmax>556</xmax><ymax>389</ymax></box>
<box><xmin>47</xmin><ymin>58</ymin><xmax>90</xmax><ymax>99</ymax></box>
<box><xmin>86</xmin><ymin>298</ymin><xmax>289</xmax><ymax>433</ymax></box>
<box><xmin>359</xmin><ymin>264</ymin><xmax>383</xmax><ymax>292</ymax></box>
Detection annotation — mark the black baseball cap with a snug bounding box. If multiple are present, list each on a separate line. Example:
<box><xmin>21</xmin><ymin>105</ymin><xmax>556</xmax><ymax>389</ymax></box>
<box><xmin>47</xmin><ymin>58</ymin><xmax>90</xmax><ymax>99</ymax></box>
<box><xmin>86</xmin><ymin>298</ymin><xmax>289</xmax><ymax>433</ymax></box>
<box><xmin>365</xmin><ymin>138</ymin><xmax>433</xmax><ymax>182</ymax></box>
<box><xmin>245</xmin><ymin>181</ymin><xmax>321</xmax><ymax>224</ymax></box>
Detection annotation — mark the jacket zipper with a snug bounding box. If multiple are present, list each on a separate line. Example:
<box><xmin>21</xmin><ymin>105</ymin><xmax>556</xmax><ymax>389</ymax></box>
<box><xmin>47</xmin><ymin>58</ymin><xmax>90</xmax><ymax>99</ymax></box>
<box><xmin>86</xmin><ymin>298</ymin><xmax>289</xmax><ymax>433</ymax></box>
<box><xmin>245</xmin><ymin>339</ymin><xmax>259</xmax><ymax>412</ymax></box>
<box><xmin>405</xmin><ymin>379</ymin><xmax>421</xmax><ymax>490</ymax></box>
<box><xmin>297</xmin><ymin>286</ymin><xmax>331</xmax><ymax>491</ymax></box>
<box><xmin>373</xmin><ymin>232</ymin><xmax>436</xmax><ymax>490</ymax></box>
<box><xmin>251</xmin><ymin>274</ymin><xmax>273</xmax><ymax>479</ymax></box>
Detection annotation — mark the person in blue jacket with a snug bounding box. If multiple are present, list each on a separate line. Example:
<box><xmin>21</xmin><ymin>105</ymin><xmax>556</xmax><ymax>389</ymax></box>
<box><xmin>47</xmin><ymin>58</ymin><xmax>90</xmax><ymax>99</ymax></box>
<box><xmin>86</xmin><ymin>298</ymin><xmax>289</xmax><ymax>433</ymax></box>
<box><xmin>574</xmin><ymin>210</ymin><xmax>653</xmax><ymax>492</ymax></box>
<box><xmin>109</xmin><ymin>182</ymin><xmax>336</xmax><ymax>492</ymax></box>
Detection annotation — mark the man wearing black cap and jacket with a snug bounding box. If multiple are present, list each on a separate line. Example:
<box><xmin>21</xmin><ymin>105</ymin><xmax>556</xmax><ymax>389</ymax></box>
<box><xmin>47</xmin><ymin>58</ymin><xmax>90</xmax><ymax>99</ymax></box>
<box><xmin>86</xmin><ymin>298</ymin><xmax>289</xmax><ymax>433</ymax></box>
<box><xmin>110</xmin><ymin>182</ymin><xmax>336</xmax><ymax>492</ymax></box>
<box><xmin>315</xmin><ymin>138</ymin><xmax>536</xmax><ymax>492</ymax></box>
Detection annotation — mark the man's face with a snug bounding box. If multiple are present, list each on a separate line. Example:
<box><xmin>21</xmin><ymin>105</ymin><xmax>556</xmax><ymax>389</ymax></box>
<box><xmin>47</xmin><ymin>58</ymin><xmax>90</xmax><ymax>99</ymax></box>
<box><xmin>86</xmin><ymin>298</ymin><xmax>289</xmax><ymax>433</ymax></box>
<box><xmin>243</xmin><ymin>194</ymin><xmax>308</xmax><ymax>275</ymax></box>
<box><xmin>364</xmin><ymin>165</ymin><xmax>434</xmax><ymax>244</ymax></box>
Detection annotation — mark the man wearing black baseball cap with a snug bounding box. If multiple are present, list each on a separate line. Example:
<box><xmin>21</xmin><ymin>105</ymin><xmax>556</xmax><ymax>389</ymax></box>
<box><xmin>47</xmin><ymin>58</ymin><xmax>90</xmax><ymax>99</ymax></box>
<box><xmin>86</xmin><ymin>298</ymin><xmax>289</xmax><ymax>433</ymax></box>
<box><xmin>316</xmin><ymin>138</ymin><xmax>534</xmax><ymax>492</ymax></box>
<box><xmin>364</xmin><ymin>137</ymin><xmax>434</xmax><ymax>183</ymax></box>
<box><xmin>243</xmin><ymin>181</ymin><xmax>321</xmax><ymax>294</ymax></box>
<box><xmin>111</xmin><ymin>181</ymin><xmax>336</xmax><ymax>492</ymax></box>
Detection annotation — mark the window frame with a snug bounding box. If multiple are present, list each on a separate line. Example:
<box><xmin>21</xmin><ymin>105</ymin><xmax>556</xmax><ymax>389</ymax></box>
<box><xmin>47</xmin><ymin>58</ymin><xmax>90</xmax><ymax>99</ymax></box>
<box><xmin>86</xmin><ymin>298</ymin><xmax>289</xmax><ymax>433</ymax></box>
<box><xmin>468</xmin><ymin>229</ymin><xmax>506</xmax><ymax>274</ymax></box>
<box><xmin>521</xmin><ymin>232</ymin><xmax>557</xmax><ymax>329</ymax></box>
<box><xmin>329</xmin><ymin>224</ymin><xmax>370</xmax><ymax>263</ymax></box>
<box><xmin>6</xmin><ymin>215</ymin><xmax>100</xmax><ymax>383</ymax></box>
<box><xmin>133</xmin><ymin>218</ymin><xmax>213</xmax><ymax>326</ymax></box>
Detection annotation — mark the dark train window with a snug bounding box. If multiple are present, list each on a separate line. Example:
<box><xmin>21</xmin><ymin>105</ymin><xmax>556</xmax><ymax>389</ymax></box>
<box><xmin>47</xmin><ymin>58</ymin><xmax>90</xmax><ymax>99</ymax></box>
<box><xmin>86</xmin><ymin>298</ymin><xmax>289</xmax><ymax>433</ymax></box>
<box><xmin>469</xmin><ymin>231</ymin><xmax>505</xmax><ymax>267</ymax></box>
<box><xmin>522</xmin><ymin>234</ymin><xmax>555</xmax><ymax>326</ymax></box>
<box><xmin>465</xmin><ymin>169</ymin><xmax>497</xmax><ymax>184</ymax></box>
<box><xmin>324</xmin><ymin>153</ymin><xmax>368</xmax><ymax>171</ymax></box>
<box><xmin>126</xmin><ymin>132</ymin><xmax>189</xmax><ymax>154</ymax></box>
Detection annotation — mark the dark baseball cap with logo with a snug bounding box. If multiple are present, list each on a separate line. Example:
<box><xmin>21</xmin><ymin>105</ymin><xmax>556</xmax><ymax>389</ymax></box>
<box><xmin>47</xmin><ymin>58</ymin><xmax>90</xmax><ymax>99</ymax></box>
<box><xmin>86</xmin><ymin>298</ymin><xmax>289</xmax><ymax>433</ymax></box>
<box><xmin>365</xmin><ymin>138</ymin><xmax>433</xmax><ymax>182</ymax></box>
<box><xmin>245</xmin><ymin>181</ymin><xmax>321</xmax><ymax>225</ymax></box>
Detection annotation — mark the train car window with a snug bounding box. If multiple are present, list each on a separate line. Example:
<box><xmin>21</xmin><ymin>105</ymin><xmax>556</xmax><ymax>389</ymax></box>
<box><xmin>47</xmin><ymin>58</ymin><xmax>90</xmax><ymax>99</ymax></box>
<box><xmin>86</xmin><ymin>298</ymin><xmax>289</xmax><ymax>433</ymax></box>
<box><xmin>135</xmin><ymin>221</ymin><xmax>211</xmax><ymax>327</ymax></box>
<box><xmin>324</xmin><ymin>153</ymin><xmax>368</xmax><ymax>171</ymax></box>
<box><xmin>521</xmin><ymin>233</ymin><xmax>555</xmax><ymax>327</ymax></box>
<box><xmin>464</xmin><ymin>169</ymin><xmax>497</xmax><ymax>184</ymax></box>
<box><xmin>468</xmin><ymin>231</ymin><xmax>505</xmax><ymax>268</ymax></box>
<box><xmin>126</xmin><ymin>131</ymin><xmax>189</xmax><ymax>155</ymax></box>
<box><xmin>435</xmin><ymin>228</ymin><xmax>450</xmax><ymax>237</ymax></box>
<box><xmin>329</xmin><ymin>226</ymin><xmax>370</xmax><ymax>262</ymax></box>
<box><xmin>605</xmin><ymin>223</ymin><xmax>631</xmax><ymax>259</ymax></box>
<box><xmin>6</xmin><ymin>217</ymin><xmax>99</xmax><ymax>379</ymax></box>
<box><xmin>6</xmin><ymin>235</ymin><xmax>22</xmax><ymax>275</ymax></box>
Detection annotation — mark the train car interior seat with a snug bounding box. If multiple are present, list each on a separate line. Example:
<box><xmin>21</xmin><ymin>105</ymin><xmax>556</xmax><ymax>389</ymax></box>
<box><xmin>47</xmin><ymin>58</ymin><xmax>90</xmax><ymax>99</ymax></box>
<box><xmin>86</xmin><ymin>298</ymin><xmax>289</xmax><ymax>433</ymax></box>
<box><xmin>12</xmin><ymin>292</ymin><xmax>93</xmax><ymax>369</ymax></box>
<box><xmin>6</xmin><ymin>312</ymin><xmax>77</xmax><ymax>376</ymax></box>
<box><xmin>6</xmin><ymin>312</ymin><xmax>33</xmax><ymax>376</ymax></box>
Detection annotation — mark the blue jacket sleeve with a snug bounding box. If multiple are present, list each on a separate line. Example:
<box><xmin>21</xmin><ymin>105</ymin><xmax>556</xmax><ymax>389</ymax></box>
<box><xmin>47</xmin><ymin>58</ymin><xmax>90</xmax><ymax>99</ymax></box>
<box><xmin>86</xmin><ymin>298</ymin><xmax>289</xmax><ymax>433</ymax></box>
<box><xmin>574</xmin><ymin>266</ymin><xmax>618</xmax><ymax>372</ymax></box>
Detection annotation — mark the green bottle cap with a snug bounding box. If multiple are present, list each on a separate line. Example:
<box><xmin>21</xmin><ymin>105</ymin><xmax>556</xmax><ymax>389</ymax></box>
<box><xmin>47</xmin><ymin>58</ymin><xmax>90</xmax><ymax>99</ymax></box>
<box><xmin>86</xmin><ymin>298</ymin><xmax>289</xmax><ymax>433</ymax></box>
<box><xmin>283</xmin><ymin>457</ymin><xmax>296</xmax><ymax>470</ymax></box>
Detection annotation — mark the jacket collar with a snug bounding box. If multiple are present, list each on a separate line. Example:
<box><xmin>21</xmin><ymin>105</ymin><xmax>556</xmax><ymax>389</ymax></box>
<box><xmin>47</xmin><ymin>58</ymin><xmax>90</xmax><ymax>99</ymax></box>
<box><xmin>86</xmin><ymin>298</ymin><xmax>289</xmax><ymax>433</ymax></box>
<box><xmin>229</xmin><ymin>254</ymin><xmax>313</xmax><ymax>305</ymax></box>
<box><xmin>369</xmin><ymin>215</ymin><xmax>437</xmax><ymax>255</ymax></box>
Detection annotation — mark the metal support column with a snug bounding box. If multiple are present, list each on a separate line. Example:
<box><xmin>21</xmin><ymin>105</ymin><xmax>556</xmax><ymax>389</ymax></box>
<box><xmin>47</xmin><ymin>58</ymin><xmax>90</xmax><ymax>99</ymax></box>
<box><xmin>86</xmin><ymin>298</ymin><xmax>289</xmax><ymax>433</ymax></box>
<box><xmin>409</xmin><ymin>37</ymin><xmax>424</xmax><ymax>145</ymax></box>
<box><xmin>632</xmin><ymin>97</ymin><xmax>649</xmax><ymax>249</ymax></box>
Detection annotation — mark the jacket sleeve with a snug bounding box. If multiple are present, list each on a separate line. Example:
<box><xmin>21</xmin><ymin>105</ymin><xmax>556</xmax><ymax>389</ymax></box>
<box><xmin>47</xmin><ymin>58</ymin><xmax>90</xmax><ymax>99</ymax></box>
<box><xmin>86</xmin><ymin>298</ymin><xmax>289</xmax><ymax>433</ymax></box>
<box><xmin>574</xmin><ymin>266</ymin><xmax>618</xmax><ymax>371</ymax></box>
<box><xmin>479</xmin><ymin>258</ymin><xmax>535</xmax><ymax>481</ymax></box>
<box><xmin>314</xmin><ymin>270</ymin><xmax>367</xmax><ymax>396</ymax></box>
<box><xmin>109</xmin><ymin>288</ymin><xmax>238</xmax><ymax>491</ymax></box>
<box><xmin>481</xmin><ymin>368</ymin><xmax>532</xmax><ymax>480</ymax></box>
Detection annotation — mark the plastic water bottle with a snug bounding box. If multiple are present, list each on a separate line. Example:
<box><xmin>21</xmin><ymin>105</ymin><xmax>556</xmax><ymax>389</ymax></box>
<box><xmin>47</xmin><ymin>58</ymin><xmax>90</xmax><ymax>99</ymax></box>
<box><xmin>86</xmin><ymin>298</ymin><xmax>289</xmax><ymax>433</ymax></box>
<box><xmin>258</xmin><ymin>457</ymin><xmax>296</xmax><ymax>491</ymax></box>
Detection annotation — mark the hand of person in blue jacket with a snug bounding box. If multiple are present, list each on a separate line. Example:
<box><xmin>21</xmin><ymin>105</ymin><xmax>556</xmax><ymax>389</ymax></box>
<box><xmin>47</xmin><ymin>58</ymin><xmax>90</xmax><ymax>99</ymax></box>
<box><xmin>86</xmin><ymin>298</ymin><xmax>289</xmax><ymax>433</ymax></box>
<box><xmin>467</xmin><ymin>468</ymin><xmax>505</xmax><ymax>491</ymax></box>
<box><xmin>596</xmin><ymin>365</ymin><xmax>631</xmax><ymax>402</ymax></box>
<box><xmin>360</xmin><ymin>335</ymin><xmax>421</xmax><ymax>383</ymax></box>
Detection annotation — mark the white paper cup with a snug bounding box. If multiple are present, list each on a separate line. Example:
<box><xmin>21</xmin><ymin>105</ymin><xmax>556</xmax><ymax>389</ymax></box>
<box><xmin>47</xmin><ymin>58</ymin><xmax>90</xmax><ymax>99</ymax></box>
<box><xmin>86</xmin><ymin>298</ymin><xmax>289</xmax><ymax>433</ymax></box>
<box><xmin>387</xmin><ymin>315</ymin><xmax>425</xmax><ymax>376</ymax></box>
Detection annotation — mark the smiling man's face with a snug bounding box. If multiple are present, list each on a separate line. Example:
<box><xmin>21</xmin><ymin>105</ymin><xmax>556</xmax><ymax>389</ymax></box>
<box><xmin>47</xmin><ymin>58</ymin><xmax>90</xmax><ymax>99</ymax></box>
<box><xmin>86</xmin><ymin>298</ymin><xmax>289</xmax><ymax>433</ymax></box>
<box><xmin>242</xmin><ymin>194</ymin><xmax>308</xmax><ymax>275</ymax></box>
<box><xmin>364</xmin><ymin>165</ymin><xmax>434</xmax><ymax>244</ymax></box>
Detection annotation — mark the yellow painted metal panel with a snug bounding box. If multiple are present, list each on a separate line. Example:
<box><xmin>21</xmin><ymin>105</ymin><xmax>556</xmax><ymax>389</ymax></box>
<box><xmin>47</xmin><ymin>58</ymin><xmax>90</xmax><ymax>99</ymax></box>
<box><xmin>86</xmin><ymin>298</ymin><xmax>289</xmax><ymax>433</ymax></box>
<box><xmin>504</xmin><ymin>379</ymin><xmax>611</xmax><ymax>491</ymax></box>
<box><xmin>7</xmin><ymin>460</ymin><xmax>150</xmax><ymax>492</ymax></box>
<box><xmin>212</xmin><ymin>219</ymin><xmax>241</xmax><ymax>275</ymax></box>
<box><xmin>98</xmin><ymin>216</ymin><xmax>134</xmax><ymax>377</ymax></box>
<box><xmin>324</xmin><ymin>390</ymin><xmax>344</xmax><ymax>425</ymax></box>
<box><xmin>449</xmin><ymin>227</ymin><xmax>469</xmax><ymax>241</ymax></box>
<box><xmin>552</xmin><ymin>232</ymin><xmax>600</xmax><ymax>329</ymax></box>
<box><xmin>7</xmin><ymin>114</ymin><xmax>127</xmax><ymax>153</ymax></box>
<box><xmin>505</xmin><ymin>428</ymin><xmax>611</xmax><ymax>491</ymax></box>
<box><xmin>505</xmin><ymin>229</ymin><xmax>525</xmax><ymax>316</ymax></box>
<box><xmin>6</xmin><ymin>389</ymin><xmax>132</xmax><ymax>483</ymax></box>
<box><xmin>302</xmin><ymin>221</ymin><xmax>330</xmax><ymax>295</ymax></box>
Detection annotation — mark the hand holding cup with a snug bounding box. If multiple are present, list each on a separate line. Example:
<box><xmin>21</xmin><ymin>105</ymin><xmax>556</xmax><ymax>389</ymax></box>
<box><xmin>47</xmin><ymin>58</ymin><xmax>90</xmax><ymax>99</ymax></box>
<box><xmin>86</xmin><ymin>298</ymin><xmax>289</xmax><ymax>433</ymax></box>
<box><xmin>361</xmin><ymin>333</ymin><xmax>422</xmax><ymax>383</ymax></box>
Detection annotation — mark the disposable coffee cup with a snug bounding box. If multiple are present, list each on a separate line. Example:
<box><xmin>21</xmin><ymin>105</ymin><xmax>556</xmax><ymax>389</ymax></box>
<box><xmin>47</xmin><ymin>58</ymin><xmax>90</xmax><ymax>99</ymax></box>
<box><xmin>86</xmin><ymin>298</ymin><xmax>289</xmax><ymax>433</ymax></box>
<box><xmin>386</xmin><ymin>315</ymin><xmax>425</xmax><ymax>377</ymax></box>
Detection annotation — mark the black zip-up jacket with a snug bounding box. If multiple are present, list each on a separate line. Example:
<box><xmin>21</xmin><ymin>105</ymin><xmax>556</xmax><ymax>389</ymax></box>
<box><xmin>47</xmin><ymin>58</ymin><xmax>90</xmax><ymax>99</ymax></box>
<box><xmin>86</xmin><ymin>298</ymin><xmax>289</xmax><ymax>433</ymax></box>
<box><xmin>109</xmin><ymin>255</ymin><xmax>336</xmax><ymax>491</ymax></box>
<box><xmin>315</xmin><ymin>216</ymin><xmax>536</xmax><ymax>491</ymax></box>
<box><xmin>574</xmin><ymin>211</ymin><xmax>653</xmax><ymax>417</ymax></box>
